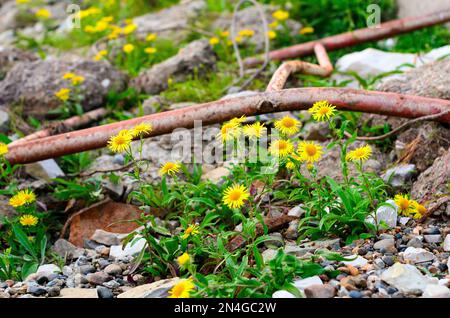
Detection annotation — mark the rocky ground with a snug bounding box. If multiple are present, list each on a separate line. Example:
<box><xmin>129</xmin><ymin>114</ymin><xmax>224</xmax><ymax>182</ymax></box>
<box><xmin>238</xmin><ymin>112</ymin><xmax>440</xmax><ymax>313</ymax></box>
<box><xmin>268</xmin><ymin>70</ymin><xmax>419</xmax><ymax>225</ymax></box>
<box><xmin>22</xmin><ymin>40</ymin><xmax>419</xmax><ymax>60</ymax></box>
<box><xmin>0</xmin><ymin>0</ymin><xmax>449</xmax><ymax>298</ymax></box>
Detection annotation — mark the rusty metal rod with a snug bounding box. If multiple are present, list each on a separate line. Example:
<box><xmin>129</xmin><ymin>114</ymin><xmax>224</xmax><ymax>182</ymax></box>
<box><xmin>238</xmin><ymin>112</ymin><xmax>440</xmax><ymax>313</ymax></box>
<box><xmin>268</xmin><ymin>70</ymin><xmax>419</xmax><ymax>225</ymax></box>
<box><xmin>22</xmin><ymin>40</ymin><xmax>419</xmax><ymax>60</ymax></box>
<box><xmin>5</xmin><ymin>88</ymin><xmax>450</xmax><ymax>165</ymax></box>
<box><xmin>244</xmin><ymin>9</ymin><xmax>450</xmax><ymax>67</ymax></box>
<box><xmin>10</xmin><ymin>108</ymin><xmax>110</xmax><ymax>146</ymax></box>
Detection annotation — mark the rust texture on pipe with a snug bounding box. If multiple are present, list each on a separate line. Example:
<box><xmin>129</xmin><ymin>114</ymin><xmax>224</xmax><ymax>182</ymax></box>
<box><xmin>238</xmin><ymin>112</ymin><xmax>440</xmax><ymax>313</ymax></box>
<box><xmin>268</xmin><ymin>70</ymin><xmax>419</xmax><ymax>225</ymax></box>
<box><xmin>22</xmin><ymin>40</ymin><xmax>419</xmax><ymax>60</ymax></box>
<box><xmin>10</xmin><ymin>108</ymin><xmax>110</xmax><ymax>146</ymax></box>
<box><xmin>5</xmin><ymin>88</ymin><xmax>450</xmax><ymax>165</ymax></box>
<box><xmin>244</xmin><ymin>9</ymin><xmax>450</xmax><ymax>66</ymax></box>
<box><xmin>266</xmin><ymin>44</ymin><xmax>333</xmax><ymax>92</ymax></box>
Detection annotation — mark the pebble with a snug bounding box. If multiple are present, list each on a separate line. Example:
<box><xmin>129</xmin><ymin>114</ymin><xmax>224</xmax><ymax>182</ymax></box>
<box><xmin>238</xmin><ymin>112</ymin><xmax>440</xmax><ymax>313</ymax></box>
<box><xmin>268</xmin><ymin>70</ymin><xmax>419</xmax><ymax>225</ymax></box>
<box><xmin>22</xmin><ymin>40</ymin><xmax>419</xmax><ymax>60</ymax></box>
<box><xmin>373</xmin><ymin>239</ymin><xmax>395</xmax><ymax>251</ymax></box>
<box><xmin>423</xmin><ymin>227</ymin><xmax>440</xmax><ymax>235</ymax></box>
<box><xmin>86</xmin><ymin>272</ymin><xmax>111</xmax><ymax>285</ymax></box>
<box><xmin>349</xmin><ymin>290</ymin><xmax>363</xmax><ymax>298</ymax></box>
<box><xmin>342</xmin><ymin>255</ymin><xmax>368</xmax><ymax>268</ymax></box>
<box><xmin>27</xmin><ymin>285</ymin><xmax>47</xmax><ymax>297</ymax></box>
<box><xmin>402</xmin><ymin>247</ymin><xmax>435</xmax><ymax>264</ymax></box>
<box><xmin>47</xmin><ymin>286</ymin><xmax>61</xmax><ymax>297</ymax></box>
<box><xmin>382</xmin><ymin>255</ymin><xmax>395</xmax><ymax>266</ymax></box>
<box><xmin>424</xmin><ymin>235</ymin><xmax>442</xmax><ymax>244</ymax></box>
<box><xmin>78</xmin><ymin>265</ymin><xmax>96</xmax><ymax>275</ymax></box>
<box><xmin>374</xmin><ymin>258</ymin><xmax>385</xmax><ymax>269</ymax></box>
<box><xmin>97</xmin><ymin>286</ymin><xmax>114</xmax><ymax>298</ymax></box>
<box><xmin>104</xmin><ymin>263</ymin><xmax>123</xmax><ymax>276</ymax></box>
<box><xmin>406</xmin><ymin>237</ymin><xmax>423</xmax><ymax>248</ymax></box>
<box><xmin>293</xmin><ymin>276</ymin><xmax>323</xmax><ymax>291</ymax></box>
<box><xmin>443</xmin><ymin>234</ymin><xmax>450</xmax><ymax>252</ymax></box>
<box><xmin>304</xmin><ymin>284</ymin><xmax>336</xmax><ymax>298</ymax></box>
<box><xmin>272</xmin><ymin>290</ymin><xmax>296</xmax><ymax>298</ymax></box>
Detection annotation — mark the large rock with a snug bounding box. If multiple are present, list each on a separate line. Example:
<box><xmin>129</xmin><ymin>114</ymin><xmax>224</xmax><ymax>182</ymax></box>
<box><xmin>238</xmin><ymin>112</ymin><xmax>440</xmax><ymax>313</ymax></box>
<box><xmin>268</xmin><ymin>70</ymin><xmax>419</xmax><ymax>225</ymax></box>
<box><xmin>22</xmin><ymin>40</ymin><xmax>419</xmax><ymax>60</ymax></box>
<box><xmin>133</xmin><ymin>0</ymin><xmax>205</xmax><ymax>41</ymax></box>
<box><xmin>0</xmin><ymin>1</ymin><xmax>22</xmax><ymax>33</ymax></box>
<box><xmin>366</xmin><ymin>200</ymin><xmax>398</xmax><ymax>229</ymax></box>
<box><xmin>117</xmin><ymin>278</ymin><xmax>180</xmax><ymax>298</ymax></box>
<box><xmin>334</xmin><ymin>46</ymin><xmax>450</xmax><ymax>89</ymax></box>
<box><xmin>0</xmin><ymin>46</ymin><xmax>37</xmax><ymax>79</ymax></box>
<box><xmin>382</xmin><ymin>164</ymin><xmax>416</xmax><ymax>189</ymax></box>
<box><xmin>130</xmin><ymin>40</ymin><xmax>217</xmax><ymax>94</ymax></box>
<box><xmin>397</xmin><ymin>0</ymin><xmax>450</xmax><ymax>21</ymax></box>
<box><xmin>51</xmin><ymin>239</ymin><xmax>85</xmax><ymax>260</ymax></box>
<box><xmin>0</xmin><ymin>59</ymin><xmax>127</xmax><ymax>117</ymax></box>
<box><xmin>59</xmin><ymin>288</ymin><xmax>98</xmax><ymax>298</ymax></box>
<box><xmin>24</xmin><ymin>159</ymin><xmax>65</xmax><ymax>182</ymax></box>
<box><xmin>381</xmin><ymin>263</ymin><xmax>437</xmax><ymax>294</ymax></box>
<box><xmin>422</xmin><ymin>284</ymin><xmax>450</xmax><ymax>298</ymax></box>
<box><xmin>412</xmin><ymin>150</ymin><xmax>450</xmax><ymax>217</ymax></box>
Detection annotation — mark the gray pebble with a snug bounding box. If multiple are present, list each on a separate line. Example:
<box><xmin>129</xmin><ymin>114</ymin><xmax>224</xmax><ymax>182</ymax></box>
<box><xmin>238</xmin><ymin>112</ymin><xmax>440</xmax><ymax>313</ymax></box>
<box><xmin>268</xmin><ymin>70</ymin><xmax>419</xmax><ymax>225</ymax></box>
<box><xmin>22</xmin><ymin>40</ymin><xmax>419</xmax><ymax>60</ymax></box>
<box><xmin>97</xmin><ymin>286</ymin><xmax>114</xmax><ymax>298</ymax></box>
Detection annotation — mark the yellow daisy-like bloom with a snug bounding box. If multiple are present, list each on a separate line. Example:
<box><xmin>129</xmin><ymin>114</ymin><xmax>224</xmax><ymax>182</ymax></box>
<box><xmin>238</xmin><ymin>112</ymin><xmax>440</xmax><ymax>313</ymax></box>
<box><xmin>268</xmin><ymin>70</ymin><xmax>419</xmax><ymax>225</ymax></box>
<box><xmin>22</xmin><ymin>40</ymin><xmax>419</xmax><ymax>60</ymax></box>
<box><xmin>108</xmin><ymin>26</ymin><xmax>122</xmax><ymax>40</ymax></box>
<box><xmin>16</xmin><ymin>0</ymin><xmax>30</xmax><ymax>4</ymax></box>
<box><xmin>222</xmin><ymin>184</ymin><xmax>250</xmax><ymax>209</ymax></box>
<box><xmin>267</xmin><ymin>30</ymin><xmax>277</xmax><ymax>40</ymax></box>
<box><xmin>309</xmin><ymin>100</ymin><xmax>336</xmax><ymax>121</ymax></box>
<box><xmin>159</xmin><ymin>162</ymin><xmax>181</xmax><ymax>176</ymax></box>
<box><xmin>55</xmin><ymin>88</ymin><xmax>70</xmax><ymax>101</ymax></box>
<box><xmin>299</xmin><ymin>27</ymin><xmax>314</xmax><ymax>35</ymax></box>
<box><xmin>9</xmin><ymin>196</ymin><xmax>26</xmax><ymax>208</ymax></box>
<box><xmin>286</xmin><ymin>154</ymin><xmax>302</xmax><ymax>170</ymax></box>
<box><xmin>94</xmin><ymin>50</ymin><xmax>108</xmax><ymax>61</ymax></box>
<box><xmin>272</xmin><ymin>9</ymin><xmax>289</xmax><ymax>21</ymax></box>
<box><xmin>62</xmin><ymin>72</ymin><xmax>75</xmax><ymax>80</ymax></box>
<box><xmin>269</xmin><ymin>21</ymin><xmax>279</xmax><ymax>29</ymax></box>
<box><xmin>298</xmin><ymin>141</ymin><xmax>323</xmax><ymax>163</ymax></box>
<box><xmin>269</xmin><ymin>139</ymin><xmax>294</xmax><ymax>157</ymax></box>
<box><xmin>107</xmin><ymin>129</ymin><xmax>132</xmax><ymax>153</ymax></box>
<box><xmin>346</xmin><ymin>145</ymin><xmax>372</xmax><ymax>162</ymax></box>
<box><xmin>19</xmin><ymin>215</ymin><xmax>38</xmax><ymax>227</ymax></box>
<box><xmin>238</xmin><ymin>29</ymin><xmax>255</xmax><ymax>37</ymax></box>
<box><xmin>220</xmin><ymin>31</ymin><xmax>229</xmax><ymax>38</ymax></box>
<box><xmin>0</xmin><ymin>142</ymin><xmax>8</xmax><ymax>156</ymax></box>
<box><xmin>394</xmin><ymin>194</ymin><xmax>416</xmax><ymax>217</ymax></box>
<box><xmin>209</xmin><ymin>37</ymin><xmax>219</xmax><ymax>46</ymax></box>
<box><xmin>234</xmin><ymin>36</ymin><xmax>243</xmax><ymax>44</ymax></box>
<box><xmin>100</xmin><ymin>16</ymin><xmax>114</xmax><ymax>23</ymax></box>
<box><xmin>35</xmin><ymin>8</ymin><xmax>51</xmax><ymax>19</ymax></box>
<box><xmin>131</xmin><ymin>123</ymin><xmax>152</xmax><ymax>138</ymax></box>
<box><xmin>168</xmin><ymin>279</ymin><xmax>195</xmax><ymax>298</ymax></box>
<box><xmin>229</xmin><ymin>116</ymin><xmax>247</xmax><ymax>126</ymax></box>
<box><xmin>122</xmin><ymin>23</ymin><xmax>137</xmax><ymax>35</ymax></box>
<box><xmin>63</xmin><ymin>73</ymin><xmax>84</xmax><ymax>86</ymax></box>
<box><xmin>17</xmin><ymin>189</ymin><xmax>36</xmax><ymax>205</ymax></box>
<box><xmin>217</xmin><ymin>121</ymin><xmax>240</xmax><ymax>142</ymax></box>
<box><xmin>177</xmin><ymin>252</ymin><xmax>190</xmax><ymax>267</ymax></box>
<box><xmin>146</xmin><ymin>33</ymin><xmax>157</xmax><ymax>42</ymax></box>
<box><xmin>274</xmin><ymin>116</ymin><xmax>301</xmax><ymax>136</ymax></box>
<box><xmin>243</xmin><ymin>122</ymin><xmax>266</xmax><ymax>139</ymax></box>
<box><xmin>144</xmin><ymin>47</ymin><xmax>157</xmax><ymax>54</ymax></box>
<box><xmin>410</xmin><ymin>201</ymin><xmax>426</xmax><ymax>219</ymax></box>
<box><xmin>182</xmin><ymin>224</ymin><xmax>199</xmax><ymax>240</ymax></box>
<box><xmin>123</xmin><ymin>44</ymin><xmax>135</xmax><ymax>54</ymax></box>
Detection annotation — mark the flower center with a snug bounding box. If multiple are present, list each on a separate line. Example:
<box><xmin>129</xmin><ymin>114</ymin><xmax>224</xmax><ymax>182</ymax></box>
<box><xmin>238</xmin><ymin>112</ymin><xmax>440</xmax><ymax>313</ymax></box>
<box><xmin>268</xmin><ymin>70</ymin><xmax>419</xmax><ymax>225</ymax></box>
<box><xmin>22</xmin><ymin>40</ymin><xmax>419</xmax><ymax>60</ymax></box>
<box><xmin>305</xmin><ymin>145</ymin><xmax>317</xmax><ymax>156</ymax></box>
<box><xmin>282</xmin><ymin>118</ymin><xmax>295</xmax><ymax>128</ymax></box>
<box><xmin>229</xmin><ymin>191</ymin><xmax>241</xmax><ymax>201</ymax></box>
<box><xmin>318</xmin><ymin>107</ymin><xmax>330</xmax><ymax>115</ymax></box>
<box><xmin>399</xmin><ymin>199</ymin><xmax>409</xmax><ymax>210</ymax></box>
<box><xmin>278</xmin><ymin>141</ymin><xmax>287</xmax><ymax>150</ymax></box>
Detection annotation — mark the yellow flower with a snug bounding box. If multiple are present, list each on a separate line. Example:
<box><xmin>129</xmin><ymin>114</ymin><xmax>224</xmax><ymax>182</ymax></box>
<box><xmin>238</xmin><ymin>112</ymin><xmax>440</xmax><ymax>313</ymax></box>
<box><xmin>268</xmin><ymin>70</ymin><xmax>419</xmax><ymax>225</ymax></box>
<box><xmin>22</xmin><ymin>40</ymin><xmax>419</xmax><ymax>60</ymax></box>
<box><xmin>238</xmin><ymin>29</ymin><xmax>255</xmax><ymax>37</ymax></box>
<box><xmin>269</xmin><ymin>21</ymin><xmax>279</xmax><ymax>29</ymax></box>
<box><xmin>62</xmin><ymin>72</ymin><xmax>75</xmax><ymax>80</ymax></box>
<box><xmin>19</xmin><ymin>215</ymin><xmax>38</xmax><ymax>227</ymax></box>
<box><xmin>131</xmin><ymin>123</ymin><xmax>152</xmax><ymax>138</ymax></box>
<box><xmin>0</xmin><ymin>142</ymin><xmax>8</xmax><ymax>156</ymax></box>
<box><xmin>209</xmin><ymin>37</ymin><xmax>219</xmax><ymax>46</ymax></box>
<box><xmin>108</xmin><ymin>26</ymin><xmax>122</xmax><ymax>40</ymax></box>
<box><xmin>16</xmin><ymin>0</ymin><xmax>30</xmax><ymax>4</ymax></box>
<box><xmin>230</xmin><ymin>116</ymin><xmax>247</xmax><ymax>125</ymax></box>
<box><xmin>309</xmin><ymin>100</ymin><xmax>336</xmax><ymax>121</ymax></box>
<box><xmin>159</xmin><ymin>162</ymin><xmax>181</xmax><ymax>176</ymax></box>
<box><xmin>269</xmin><ymin>139</ymin><xmax>294</xmax><ymax>157</ymax></box>
<box><xmin>10</xmin><ymin>189</ymin><xmax>36</xmax><ymax>208</ymax></box>
<box><xmin>286</xmin><ymin>154</ymin><xmax>302</xmax><ymax>170</ymax></box>
<box><xmin>144</xmin><ymin>47</ymin><xmax>157</xmax><ymax>55</ymax></box>
<box><xmin>63</xmin><ymin>73</ymin><xmax>84</xmax><ymax>85</ymax></box>
<box><xmin>146</xmin><ymin>33</ymin><xmax>157</xmax><ymax>42</ymax></box>
<box><xmin>168</xmin><ymin>279</ymin><xmax>195</xmax><ymax>298</ymax></box>
<box><xmin>217</xmin><ymin>121</ymin><xmax>241</xmax><ymax>142</ymax></box>
<box><xmin>222</xmin><ymin>184</ymin><xmax>250</xmax><ymax>209</ymax></box>
<box><xmin>123</xmin><ymin>44</ymin><xmax>135</xmax><ymax>54</ymax></box>
<box><xmin>272</xmin><ymin>9</ymin><xmax>289</xmax><ymax>21</ymax></box>
<box><xmin>35</xmin><ymin>8</ymin><xmax>51</xmax><ymax>19</ymax></box>
<box><xmin>234</xmin><ymin>36</ymin><xmax>243</xmax><ymax>44</ymax></box>
<box><xmin>411</xmin><ymin>201</ymin><xmax>426</xmax><ymax>219</ymax></box>
<box><xmin>55</xmin><ymin>88</ymin><xmax>70</xmax><ymax>102</ymax></box>
<box><xmin>298</xmin><ymin>141</ymin><xmax>323</xmax><ymax>163</ymax></box>
<box><xmin>267</xmin><ymin>30</ymin><xmax>277</xmax><ymax>40</ymax></box>
<box><xmin>274</xmin><ymin>116</ymin><xmax>301</xmax><ymax>136</ymax></box>
<box><xmin>243</xmin><ymin>122</ymin><xmax>266</xmax><ymax>139</ymax></box>
<box><xmin>182</xmin><ymin>224</ymin><xmax>199</xmax><ymax>240</ymax></box>
<box><xmin>299</xmin><ymin>26</ymin><xmax>314</xmax><ymax>35</ymax></box>
<box><xmin>122</xmin><ymin>23</ymin><xmax>137</xmax><ymax>35</ymax></box>
<box><xmin>220</xmin><ymin>31</ymin><xmax>229</xmax><ymax>37</ymax></box>
<box><xmin>346</xmin><ymin>145</ymin><xmax>372</xmax><ymax>162</ymax></box>
<box><xmin>94</xmin><ymin>50</ymin><xmax>108</xmax><ymax>61</ymax></box>
<box><xmin>177</xmin><ymin>252</ymin><xmax>190</xmax><ymax>267</ymax></box>
<box><xmin>107</xmin><ymin>129</ymin><xmax>132</xmax><ymax>153</ymax></box>
<box><xmin>167</xmin><ymin>78</ymin><xmax>173</xmax><ymax>86</ymax></box>
<box><xmin>101</xmin><ymin>16</ymin><xmax>114</xmax><ymax>23</ymax></box>
<box><xmin>394</xmin><ymin>194</ymin><xmax>415</xmax><ymax>217</ymax></box>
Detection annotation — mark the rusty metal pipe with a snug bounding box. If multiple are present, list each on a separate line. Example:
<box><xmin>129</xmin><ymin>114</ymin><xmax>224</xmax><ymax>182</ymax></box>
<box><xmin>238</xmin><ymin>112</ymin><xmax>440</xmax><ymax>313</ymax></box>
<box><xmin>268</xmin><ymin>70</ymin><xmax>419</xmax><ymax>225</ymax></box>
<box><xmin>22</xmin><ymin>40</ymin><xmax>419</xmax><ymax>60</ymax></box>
<box><xmin>5</xmin><ymin>88</ymin><xmax>450</xmax><ymax>165</ymax></box>
<box><xmin>244</xmin><ymin>9</ymin><xmax>450</xmax><ymax>66</ymax></box>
